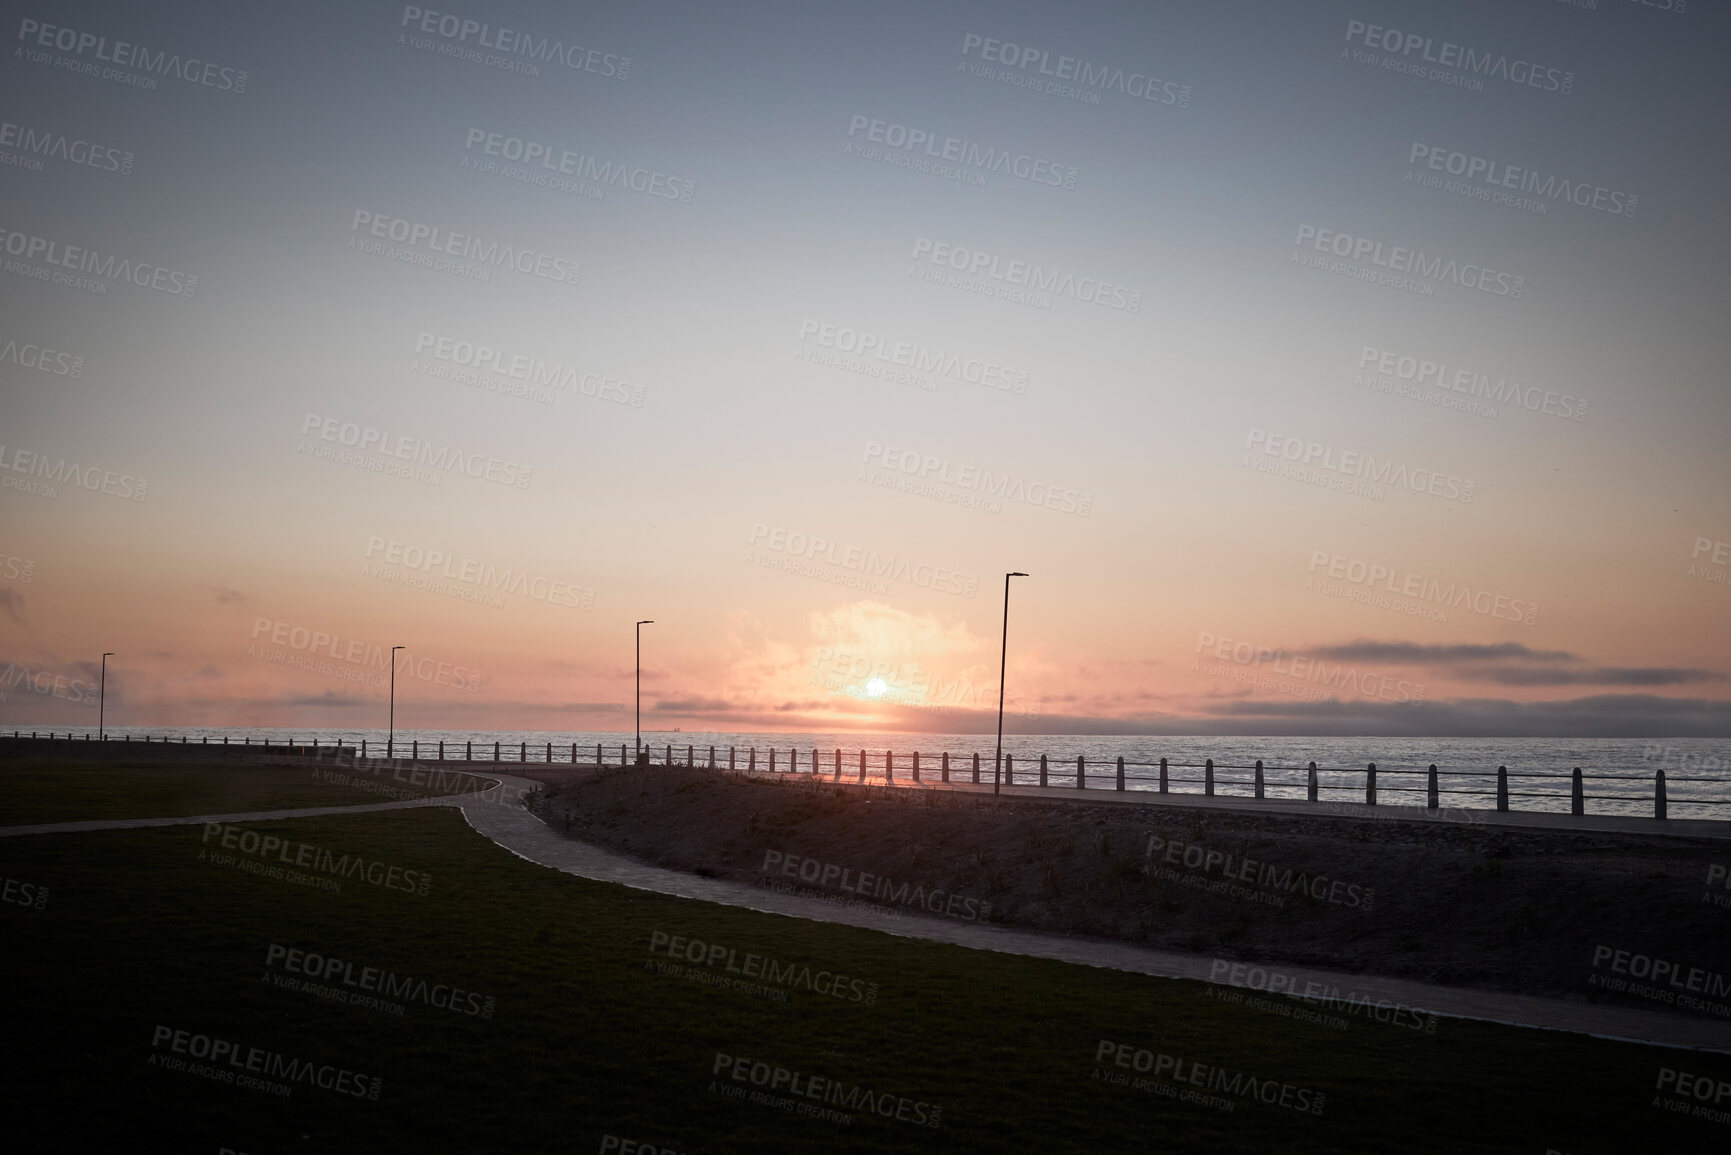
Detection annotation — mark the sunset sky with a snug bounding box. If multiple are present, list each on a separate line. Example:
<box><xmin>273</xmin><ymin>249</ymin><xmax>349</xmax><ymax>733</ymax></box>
<box><xmin>3</xmin><ymin>0</ymin><xmax>1729</xmax><ymax>736</ymax></box>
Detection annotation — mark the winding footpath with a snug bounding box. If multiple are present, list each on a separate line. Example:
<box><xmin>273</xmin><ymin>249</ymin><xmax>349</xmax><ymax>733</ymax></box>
<box><xmin>3</xmin><ymin>771</ymin><xmax>1727</xmax><ymax>1054</ymax></box>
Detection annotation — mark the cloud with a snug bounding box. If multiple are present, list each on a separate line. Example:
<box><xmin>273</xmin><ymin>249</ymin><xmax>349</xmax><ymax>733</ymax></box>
<box><xmin>1310</xmin><ymin>640</ymin><xmax>1575</xmax><ymax>664</ymax></box>
<box><xmin>213</xmin><ymin>585</ymin><xmax>252</xmax><ymax>607</ymax></box>
<box><xmin>1458</xmin><ymin>666</ymin><xmax>1721</xmax><ymax>687</ymax></box>
<box><xmin>1185</xmin><ymin>694</ymin><xmax>1731</xmax><ymax>737</ymax></box>
<box><xmin>629</xmin><ymin>695</ymin><xmax>1731</xmax><ymax>738</ymax></box>
<box><xmin>281</xmin><ymin>692</ymin><xmax>372</xmax><ymax>708</ymax></box>
<box><xmin>807</xmin><ymin>601</ymin><xmax>980</xmax><ymax>665</ymax></box>
<box><xmin>655</xmin><ymin>697</ymin><xmax>735</xmax><ymax>712</ymax></box>
<box><xmin>407</xmin><ymin>699</ymin><xmax>624</xmax><ymax>717</ymax></box>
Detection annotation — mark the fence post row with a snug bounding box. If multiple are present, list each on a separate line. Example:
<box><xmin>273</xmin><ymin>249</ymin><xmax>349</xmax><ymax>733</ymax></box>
<box><xmin>942</xmin><ymin>752</ymin><xmax>950</xmax><ymax>783</ymax></box>
<box><xmin>859</xmin><ymin>750</ymin><xmax>866</xmax><ymax>783</ymax></box>
<box><xmin>1039</xmin><ymin>754</ymin><xmax>1048</xmax><ymax>788</ymax></box>
<box><xmin>1117</xmin><ymin>756</ymin><xmax>1126</xmax><ymax>792</ymax></box>
<box><xmin>1005</xmin><ymin>754</ymin><xmax>1013</xmax><ymax>787</ymax></box>
<box><xmin>1656</xmin><ymin>769</ymin><xmax>1667</xmax><ymax>821</ymax></box>
<box><xmin>1366</xmin><ymin>763</ymin><xmax>1376</xmax><ymax>807</ymax></box>
<box><xmin>1571</xmin><ymin>767</ymin><xmax>1583</xmax><ymax>816</ymax></box>
<box><xmin>1307</xmin><ymin>762</ymin><xmax>1317</xmax><ymax>803</ymax></box>
<box><xmin>1428</xmin><ymin>765</ymin><xmax>1439</xmax><ymax>811</ymax></box>
<box><xmin>1254</xmin><ymin>759</ymin><xmax>1264</xmax><ymax>800</ymax></box>
<box><xmin>1205</xmin><ymin>759</ymin><xmax>1214</xmax><ymax>797</ymax></box>
<box><xmin>1077</xmin><ymin>755</ymin><xmax>1085</xmax><ymax>790</ymax></box>
<box><xmin>973</xmin><ymin>753</ymin><xmax>980</xmax><ymax>784</ymax></box>
<box><xmin>885</xmin><ymin>751</ymin><xmax>893</xmax><ymax>783</ymax></box>
<box><xmin>913</xmin><ymin>751</ymin><xmax>920</xmax><ymax>783</ymax></box>
<box><xmin>1496</xmin><ymin>766</ymin><xmax>1509</xmax><ymax>812</ymax></box>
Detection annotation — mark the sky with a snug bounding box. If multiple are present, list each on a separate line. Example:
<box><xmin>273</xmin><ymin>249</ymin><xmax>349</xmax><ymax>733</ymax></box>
<box><xmin>2</xmin><ymin>0</ymin><xmax>1729</xmax><ymax>737</ymax></box>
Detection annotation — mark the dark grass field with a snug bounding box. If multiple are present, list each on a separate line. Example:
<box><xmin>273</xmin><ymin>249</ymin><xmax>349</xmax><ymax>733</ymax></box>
<box><xmin>1</xmin><ymin>765</ymin><xmax>1728</xmax><ymax>1153</ymax></box>
<box><xmin>0</xmin><ymin>758</ymin><xmax>495</xmax><ymax>825</ymax></box>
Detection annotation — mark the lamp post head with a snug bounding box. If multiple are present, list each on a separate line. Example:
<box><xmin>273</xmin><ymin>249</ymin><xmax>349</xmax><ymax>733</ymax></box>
<box><xmin>102</xmin><ymin>651</ymin><xmax>115</xmax><ymax>657</ymax></box>
<box><xmin>1008</xmin><ymin>572</ymin><xmax>1028</xmax><ymax>577</ymax></box>
<box><xmin>637</xmin><ymin>620</ymin><xmax>654</xmax><ymax>625</ymax></box>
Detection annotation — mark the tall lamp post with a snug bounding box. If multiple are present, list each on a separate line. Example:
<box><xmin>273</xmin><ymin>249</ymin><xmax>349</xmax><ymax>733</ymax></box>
<box><xmin>99</xmin><ymin>652</ymin><xmax>114</xmax><ymax>740</ymax></box>
<box><xmin>636</xmin><ymin>620</ymin><xmax>654</xmax><ymax>764</ymax></box>
<box><xmin>993</xmin><ymin>573</ymin><xmax>1028</xmax><ymax>797</ymax></box>
<box><xmin>388</xmin><ymin>645</ymin><xmax>405</xmax><ymax>757</ymax></box>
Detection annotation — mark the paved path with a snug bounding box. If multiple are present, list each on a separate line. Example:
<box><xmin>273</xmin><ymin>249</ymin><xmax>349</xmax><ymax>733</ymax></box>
<box><xmin>4</xmin><ymin>771</ymin><xmax>1727</xmax><ymax>1053</ymax></box>
<box><xmin>0</xmin><ymin>796</ymin><xmax>455</xmax><ymax>837</ymax></box>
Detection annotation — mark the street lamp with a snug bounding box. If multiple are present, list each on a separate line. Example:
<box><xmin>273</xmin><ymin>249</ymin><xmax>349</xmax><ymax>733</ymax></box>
<box><xmin>99</xmin><ymin>652</ymin><xmax>114</xmax><ymax>739</ymax></box>
<box><xmin>993</xmin><ymin>573</ymin><xmax>1028</xmax><ymax>797</ymax></box>
<box><xmin>388</xmin><ymin>645</ymin><xmax>405</xmax><ymax>757</ymax></box>
<box><xmin>636</xmin><ymin>621</ymin><xmax>654</xmax><ymax>764</ymax></box>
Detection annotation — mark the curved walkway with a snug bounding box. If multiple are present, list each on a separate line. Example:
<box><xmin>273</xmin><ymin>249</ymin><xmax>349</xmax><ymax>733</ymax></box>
<box><xmin>3</xmin><ymin>771</ymin><xmax>1727</xmax><ymax>1054</ymax></box>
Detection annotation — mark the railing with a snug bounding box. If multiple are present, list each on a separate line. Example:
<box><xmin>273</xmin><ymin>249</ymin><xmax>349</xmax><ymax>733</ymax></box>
<box><xmin>10</xmin><ymin>732</ymin><xmax>1724</xmax><ymax>821</ymax></box>
<box><xmin>660</xmin><ymin>744</ymin><xmax>1719</xmax><ymax>822</ymax></box>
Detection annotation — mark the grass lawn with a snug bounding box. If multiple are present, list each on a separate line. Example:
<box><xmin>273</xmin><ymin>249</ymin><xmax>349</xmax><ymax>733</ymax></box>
<box><xmin>0</xmin><ymin>758</ymin><xmax>495</xmax><ymax>825</ymax></box>
<box><xmin>0</xmin><ymin>787</ymin><xmax>1724</xmax><ymax>1152</ymax></box>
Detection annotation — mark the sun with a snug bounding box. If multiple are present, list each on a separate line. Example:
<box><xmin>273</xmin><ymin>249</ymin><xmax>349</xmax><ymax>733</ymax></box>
<box><xmin>864</xmin><ymin>677</ymin><xmax>887</xmax><ymax>698</ymax></box>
